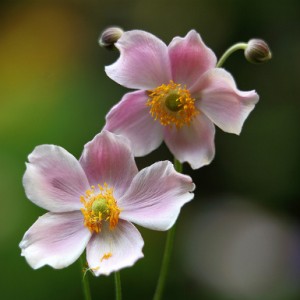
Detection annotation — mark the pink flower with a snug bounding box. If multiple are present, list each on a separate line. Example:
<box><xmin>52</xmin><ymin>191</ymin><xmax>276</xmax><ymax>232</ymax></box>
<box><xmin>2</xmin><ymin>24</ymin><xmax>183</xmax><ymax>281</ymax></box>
<box><xmin>19</xmin><ymin>131</ymin><xmax>194</xmax><ymax>276</ymax></box>
<box><xmin>104</xmin><ymin>30</ymin><xmax>259</xmax><ymax>169</ymax></box>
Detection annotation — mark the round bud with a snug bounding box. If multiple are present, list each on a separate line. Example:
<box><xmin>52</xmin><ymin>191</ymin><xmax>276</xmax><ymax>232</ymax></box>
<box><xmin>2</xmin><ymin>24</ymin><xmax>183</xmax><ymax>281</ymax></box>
<box><xmin>99</xmin><ymin>26</ymin><xmax>124</xmax><ymax>50</ymax></box>
<box><xmin>245</xmin><ymin>39</ymin><xmax>272</xmax><ymax>64</ymax></box>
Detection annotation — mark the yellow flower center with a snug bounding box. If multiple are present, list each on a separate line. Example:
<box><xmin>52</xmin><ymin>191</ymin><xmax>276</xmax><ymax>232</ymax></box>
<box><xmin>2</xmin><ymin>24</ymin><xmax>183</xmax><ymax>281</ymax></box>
<box><xmin>80</xmin><ymin>183</ymin><xmax>121</xmax><ymax>233</ymax></box>
<box><xmin>146</xmin><ymin>80</ymin><xmax>199</xmax><ymax>128</ymax></box>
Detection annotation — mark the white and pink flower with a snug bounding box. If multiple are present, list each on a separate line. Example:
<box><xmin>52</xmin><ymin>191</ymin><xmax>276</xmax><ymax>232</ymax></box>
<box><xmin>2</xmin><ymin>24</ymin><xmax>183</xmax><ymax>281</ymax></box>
<box><xmin>104</xmin><ymin>29</ymin><xmax>259</xmax><ymax>169</ymax></box>
<box><xmin>19</xmin><ymin>131</ymin><xmax>194</xmax><ymax>276</ymax></box>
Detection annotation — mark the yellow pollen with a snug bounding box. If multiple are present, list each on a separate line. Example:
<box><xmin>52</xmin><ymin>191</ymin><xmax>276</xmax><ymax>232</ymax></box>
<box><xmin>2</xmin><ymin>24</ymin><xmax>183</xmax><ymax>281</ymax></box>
<box><xmin>146</xmin><ymin>80</ymin><xmax>199</xmax><ymax>128</ymax></box>
<box><xmin>80</xmin><ymin>183</ymin><xmax>121</xmax><ymax>233</ymax></box>
<box><xmin>101</xmin><ymin>252</ymin><xmax>113</xmax><ymax>262</ymax></box>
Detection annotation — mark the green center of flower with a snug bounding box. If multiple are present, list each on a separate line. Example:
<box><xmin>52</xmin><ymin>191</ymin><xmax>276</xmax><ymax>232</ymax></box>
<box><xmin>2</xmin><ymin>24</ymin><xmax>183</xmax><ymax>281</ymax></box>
<box><xmin>80</xmin><ymin>183</ymin><xmax>121</xmax><ymax>233</ymax></box>
<box><xmin>91</xmin><ymin>198</ymin><xmax>110</xmax><ymax>219</ymax></box>
<box><xmin>146</xmin><ymin>80</ymin><xmax>199</xmax><ymax>128</ymax></box>
<box><xmin>164</xmin><ymin>93</ymin><xmax>183</xmax><ymax>112</ymax></box>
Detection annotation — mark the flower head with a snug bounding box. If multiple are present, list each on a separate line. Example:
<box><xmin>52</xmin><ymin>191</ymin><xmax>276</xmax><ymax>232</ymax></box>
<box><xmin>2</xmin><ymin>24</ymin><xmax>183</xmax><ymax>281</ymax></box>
<box><xmin>245</xmin><ymin>38</ymin><xmax>272</xmax><ymax>64</ymax></box>
<box><xmin>103</xmin><ymin>29</ymin><xmax>259</xmax><ymax>169</ymax></box>
<box><xmin>19</xmin><ymin>131</ymin><xmax>194</xmax><ymax>276</ymax></box>
<box><xmin>99</xmin><ymin>26</ymin><xmax>124</xmax><ymax>50</ymax></box>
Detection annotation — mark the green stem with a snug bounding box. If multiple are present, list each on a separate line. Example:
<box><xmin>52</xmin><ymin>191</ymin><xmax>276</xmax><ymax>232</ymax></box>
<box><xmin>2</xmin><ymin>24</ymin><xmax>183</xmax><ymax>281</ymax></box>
<box><xmin>153</xmin><ymin>158</ymin><xmax>182</xmax><ymax>300</ymax></box>
<box><xmin>80</xmin><ymin>255</ymin><xmax>92</xmax><ymax>300</ymax></box>
<box><xmin>153</xmin><ymin>224</ymin><xmax>177</xmax><ymax>300</ymax></box>
<box><xmin>216</xmin><ymin>42</ymin><xmax>248</xmax><ymax>68</ymax></box>
<box><xmin>174</xmin><ymin>158</ymin><xmax>183</xmax><ymax>173</ymax></box>
<box><xmin>114</xmin><ymin>271</ymin><xmax>122</xmax><ymax>300</ymax></box>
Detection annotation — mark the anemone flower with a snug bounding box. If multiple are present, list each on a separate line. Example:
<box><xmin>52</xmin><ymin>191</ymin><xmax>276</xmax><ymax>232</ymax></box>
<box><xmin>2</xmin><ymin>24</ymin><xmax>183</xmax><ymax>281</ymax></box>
<box><xmin>104</xmin><ymin>29</ymin><xmax>259</xmax><ymax>169</ymax></box>
<box><xmin>20</xmin><ymin>130</ymin><xmax>194</xmax><ymax>276</ymax></box>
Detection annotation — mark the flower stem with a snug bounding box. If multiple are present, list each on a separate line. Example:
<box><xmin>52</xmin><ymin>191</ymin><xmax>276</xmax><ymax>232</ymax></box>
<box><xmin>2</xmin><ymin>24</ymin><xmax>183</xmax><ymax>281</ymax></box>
<box><xmin>80</xmin><ymin>255</ymin><xmax>92</xmax><ymax>300</ymax></box>
<box><xmin>114</xmin><ymin>271</ymin><xmax>122</xmax><ymax>300</ymax></box>
<box><xmin>216</xmin><ymin>42</ymin><xmax>248</xmax><ymax>68</ymax></box>
<box><xmin>153</xmin><ymin>158</ymin><xmax>182</xmax><ymax>300</ymax></box>
<box><xmin>174</xmin><ymin>158</ymin><xmax>183</xmax><ymax>173</ymax></box>
<box><xmin>153</xmin><ymin>224</ymin><xmax>177</xmax><ymax>300</ymax></box>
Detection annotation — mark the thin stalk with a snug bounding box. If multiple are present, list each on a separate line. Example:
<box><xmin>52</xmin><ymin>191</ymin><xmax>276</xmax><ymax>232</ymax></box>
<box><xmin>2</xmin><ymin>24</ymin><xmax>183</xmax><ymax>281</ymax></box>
<box><xmin>153</xmin><ymin>224</ymin><xmax>177</xmax><ymax>300</ymax></box>
<box><xmin>153</xmin><ymin>158</ymin><xmax>182</xmax><ymax>300</ymax></box>
<box><xmin>216</xmin><ymin>42</ymin><xmax>248</xmax><ymax>68</ymax></box>
<box><xmin>80</xmin><ymin>255</ymin><xmax>92</xmax><ymax>300</ymax></box>
<box><xmin>114</xmin><ymin>271</ymin><xmax>122</xmax><ymax>300</ymax></box>
<box><xmin>174</xmin><ymin>158</ymin><xmax>183</xmax><ymax>173</ymax></box>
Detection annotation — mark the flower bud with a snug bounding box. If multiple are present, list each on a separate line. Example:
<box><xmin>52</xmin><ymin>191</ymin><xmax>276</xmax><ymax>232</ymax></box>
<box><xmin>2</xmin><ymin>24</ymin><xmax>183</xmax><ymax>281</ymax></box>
<box><xmin>99</xmin><ymin>27</ymin><xmax>124</xmax><ymax>50</ymax></box>
<box><xmin>245</xmin><ymin>39</ymin><xmax>272</xmax><ymax>64</ymax></box>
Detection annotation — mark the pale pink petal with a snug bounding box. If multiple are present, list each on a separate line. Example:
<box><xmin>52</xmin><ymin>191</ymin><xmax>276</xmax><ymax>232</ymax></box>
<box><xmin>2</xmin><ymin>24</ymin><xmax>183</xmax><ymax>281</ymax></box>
<box><xmin>86</xmin><ymin>220</ymin><xmax>144</xmax><ymax>276</ymax></box>
<box><xmin>23</xmin><ymin>145</ymin><xmax>90</xmax><ymax>212</ymax></box>
<box><xmin>164</xmin><ymin>114</ymin><xmax>216</xmax><ymax>169</ymax></box>
<box><xmin>119</xmin><ymin>161</ymin><xmax>195</xmax><ymax>230</ymax></box>
<box><xmin>79</xmin><ymin>131</ymin><xmax>138</xmax><ymax>198</ymax></box>
<box><xmin>105</xmin><ymin>30</ymin><xmax>171</xmax><ymax>90</ymax></box>
<box><xmin>194</xmin><ymin>68</ymin><xmax>259</xmax><ymax>134</ymax></box>
<box><xmin>104</xmin><ymin>91</ymin><xmax>164</xmax><ymax>157</ymax></box>
<box><xmin>19</xmin><ymin>212</ymin><xmax>91</xmax><ymax>269</ymax></box>
<box><xmin>168</xmin><ymin>30</ymin><xmax>217</xmax><ymax>88</ymax></box>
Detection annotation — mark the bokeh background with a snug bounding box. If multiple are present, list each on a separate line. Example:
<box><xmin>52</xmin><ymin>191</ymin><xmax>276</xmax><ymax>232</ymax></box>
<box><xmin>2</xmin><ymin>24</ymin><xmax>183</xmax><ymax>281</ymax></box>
<box><xmin>1</xmin><ymin>0</ymin><xmax>299</xmax><ymax>299</ymax></box>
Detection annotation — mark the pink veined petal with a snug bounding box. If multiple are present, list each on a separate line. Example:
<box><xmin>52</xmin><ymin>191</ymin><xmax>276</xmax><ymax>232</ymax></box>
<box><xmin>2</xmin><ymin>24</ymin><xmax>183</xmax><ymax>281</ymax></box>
<box><xmin>79</xmin><ymin>131</ymin><xmax>138</xmax><ymax>198</ymax></box>
<box><xmin>19</xmin><ymin>212</ymin><xmax>91</xmax><ymax>269</ymax></box>
<box><xmin>86</xmin><ymin>220</ymin><xmax>144</xmax><ymax>276</ymax></box>
<box><xmin>164</xmin><ymin>114</ymin><xmax>216</xmax><ymax>170</ymax></box>
<box><xmin>168</xmin><ymin>30</ymin><xmax>217</xmax><ymax>88</ymax></box>
<box><xmin>119</xmin><ymin>161</ymin><xmax>195</xmax><ymax>231</ymax></box>
<box><xmin>23</xmin><ymin>145</ymin><xmax>90</xmax><ymax>212</ymax></box>
<box><xmin>195</xmin><ymin>68</ymin><xmax>259</xmax><ymax>134</ymax></box>
<box><xmin>105</xmin><ymin>30</ymin><xmax>172</xmax><ymax>90</ymax></box>
<box><xmin>104</xmin><ymin>90</ymin><xmax>164</xmax><ymax>157</ymax></box>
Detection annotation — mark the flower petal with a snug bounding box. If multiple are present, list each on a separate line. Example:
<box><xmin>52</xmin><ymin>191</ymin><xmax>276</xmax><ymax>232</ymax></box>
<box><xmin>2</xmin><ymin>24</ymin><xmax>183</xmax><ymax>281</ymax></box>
<box><xmin>105</xmin><ymin>30</ymin><xmax>171</xmax><ymax>90</ymax></box>
<box><xmin>19</xmin><ymin>212</ymin><xmax>91</xmax><ymax>269</ymax></box>
<box><xmin>168</xmin><ymin>30</ymin><xmax>217</xmax><ymax>88</ymax></box>
<box><xmin>195</xmin><ymin>68</ymin><xmax>259</xmax><ymax>134</ymax></box>
<box><xmin>119</xmin><ymin>161</ymin><xmax>195</xmax><ymax>230</ymax></box>
<box><xmin>104</xmin><ymin>90</ymin><xmax>164</xmax><ymax>157</ymax></box>
<box><xmin>164</xmin><ymin>114</ymin><xmax>216</xmax><ymax>169</ymax></box>
<box><xmin>79</xmin><ymin>131</ymin><xmax>138</xmax><ymax>198</ymax></box>
<box><xmin>23</xmin><ymin>145</ymin><xmax>90</xmax><ymax>212</ymax></box>
<box><xmin>86</xmin><ymin>220</ymin><xmax>144</xmax><ymax>276</ymax></box>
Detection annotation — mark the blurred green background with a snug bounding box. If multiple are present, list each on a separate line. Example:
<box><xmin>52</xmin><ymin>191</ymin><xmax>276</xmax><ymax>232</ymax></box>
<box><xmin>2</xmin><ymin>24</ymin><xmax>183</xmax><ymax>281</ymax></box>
<box><xmin>1</xmin><ymin>0</ymin><xmax>300</xmax><ymax>299</ymax></box>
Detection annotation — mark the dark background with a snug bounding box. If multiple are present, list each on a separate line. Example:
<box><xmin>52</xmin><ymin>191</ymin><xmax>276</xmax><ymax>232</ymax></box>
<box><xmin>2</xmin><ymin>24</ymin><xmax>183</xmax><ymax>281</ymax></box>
<box><xmin>1</xmin><ymin>0</ymin><xmax>299</xmax><ymax>299</ymax></box>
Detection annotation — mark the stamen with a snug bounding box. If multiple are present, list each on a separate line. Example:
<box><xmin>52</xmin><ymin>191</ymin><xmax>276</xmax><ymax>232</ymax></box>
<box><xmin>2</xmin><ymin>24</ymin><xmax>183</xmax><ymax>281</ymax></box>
<box><xmin>80</xmin><ymin>183</ymin><xmax>121</xmax><ymax>233</ymax></box>
<box><xmin>146</xmin><ymin>80</ymin><xmax>199</xmax><ymax>128</ymax></box>
<box><xmin>101</xmin><ymin>252</ymin><xmax>113</xmax><ymax>262</ymax></box>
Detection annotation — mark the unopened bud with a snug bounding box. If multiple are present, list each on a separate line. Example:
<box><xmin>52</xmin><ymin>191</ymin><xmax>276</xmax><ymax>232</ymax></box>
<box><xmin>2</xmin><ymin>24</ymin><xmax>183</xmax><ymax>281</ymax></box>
<box><xmin>245</xmin><ymin>39</ymin><xmax>272</xmax><ymax>64</ymax></box>
<box><xmin>99</xmin><ymin>27</ymin><xmax>124</xmax><ymax>50</ymax></box>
